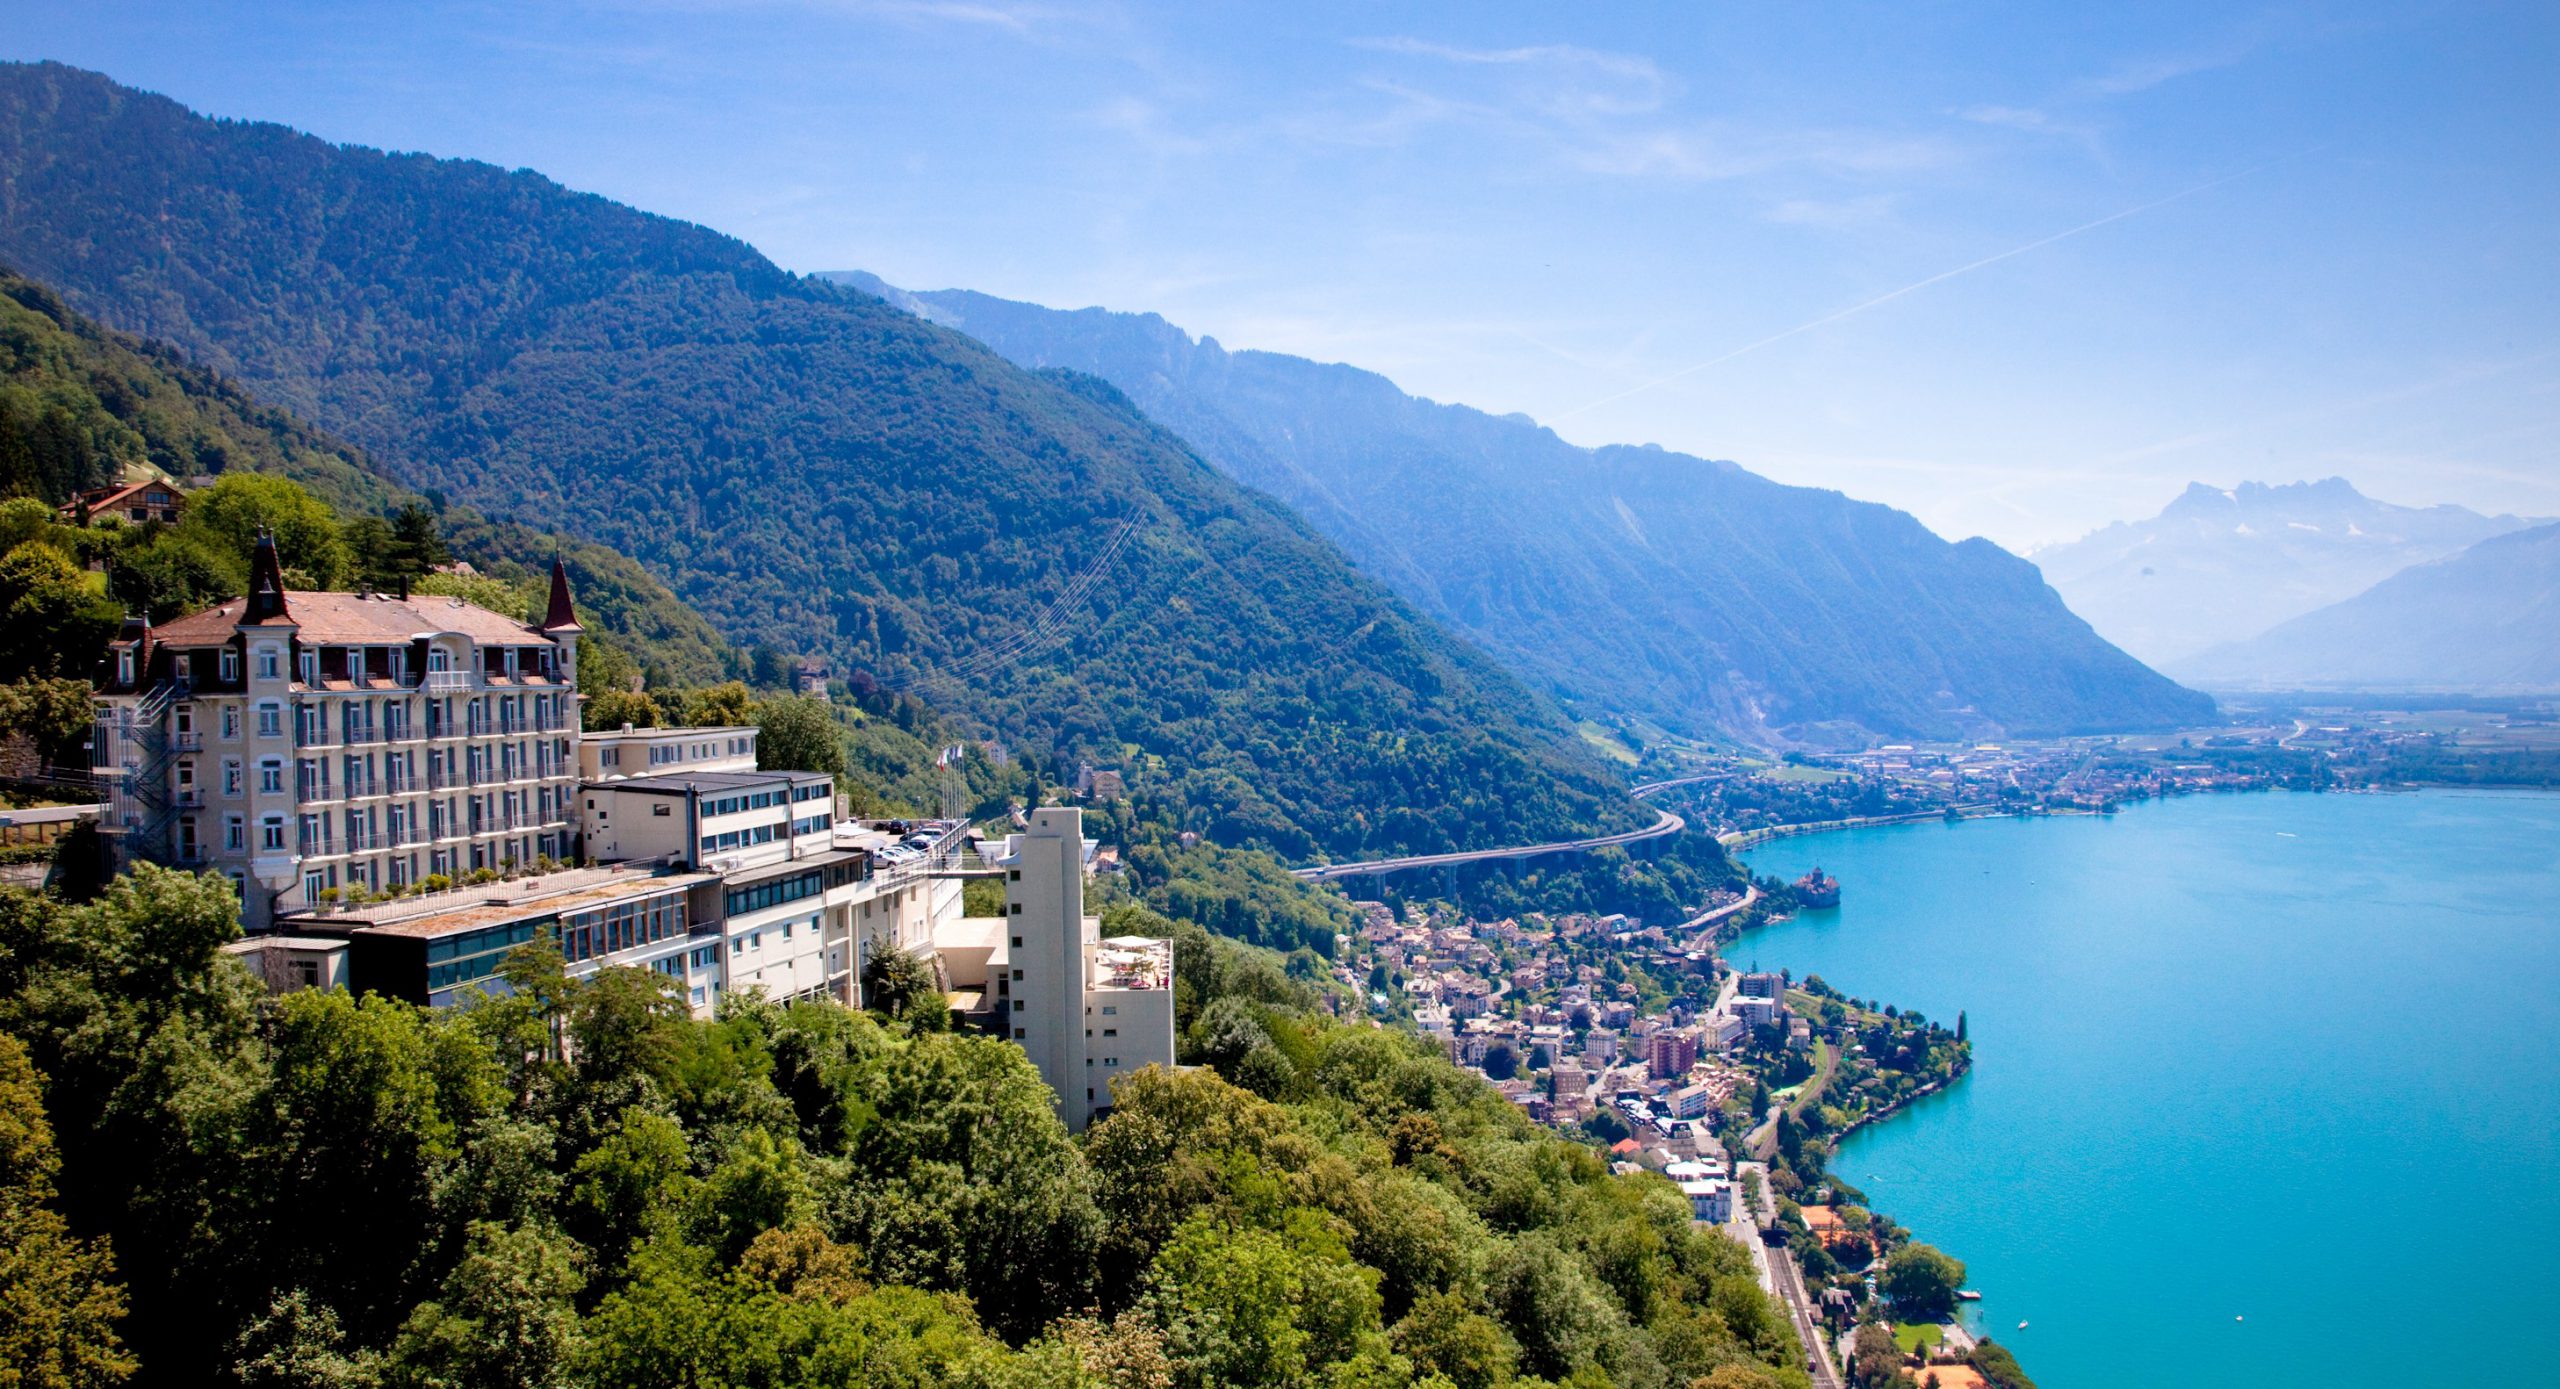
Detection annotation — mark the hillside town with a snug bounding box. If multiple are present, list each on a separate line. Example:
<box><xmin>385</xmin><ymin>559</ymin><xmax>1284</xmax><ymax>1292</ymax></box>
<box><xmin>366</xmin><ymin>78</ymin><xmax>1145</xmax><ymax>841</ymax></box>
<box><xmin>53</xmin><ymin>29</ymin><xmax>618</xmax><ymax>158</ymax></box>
<box><xmin>1337</xmin><ymin>890</ymin><xmax>1992</xmax><ymax>1388</ymax></box>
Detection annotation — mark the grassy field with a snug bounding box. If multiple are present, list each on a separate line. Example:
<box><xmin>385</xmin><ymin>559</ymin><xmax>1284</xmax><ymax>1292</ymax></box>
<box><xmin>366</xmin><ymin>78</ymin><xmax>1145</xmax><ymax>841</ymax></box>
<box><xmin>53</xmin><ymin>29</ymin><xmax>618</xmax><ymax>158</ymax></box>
<box><xmin>1788</xmin><ymin>1038</ymin><xmax>1839</xmax><ymax>1120</ymax></box>
<box><xmin>1894</xmin><ymin>1322</ymin><xmax>1946</xmax><ymax>1353</ymax></box>
<box><xmin>1746</xmin><ymin>760</ymin><xmax>1855</xmax><ymax>783</ymax></box>
<box><xmin>1576</xmin><ymin>721</ymin><xmax>1644</xmax><ymax>766</ymax></box>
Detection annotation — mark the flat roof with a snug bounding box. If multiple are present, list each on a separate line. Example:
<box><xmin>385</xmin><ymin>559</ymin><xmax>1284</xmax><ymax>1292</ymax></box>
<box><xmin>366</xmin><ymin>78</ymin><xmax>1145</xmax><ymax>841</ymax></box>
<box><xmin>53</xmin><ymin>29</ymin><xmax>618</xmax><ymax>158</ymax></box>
<box><xmin>933</xmin><ymin>917</ymin><xmax>1009</xmax><ymax>950</ymax></box>
<box><xmin>287</xmin><ymin>866</ymin><xmax>711</xmax><ymax>940</ymax></box>
<box><xmin>590</xmin><ymin>770</ymin><xmax>830</xmax><ymax>794</ymax></box>
<box><xmin>222</xmin><ymin>936</ymin><xmax>348</xmax><ymax>954</ymax></box>
<box><xmin>721</xmin><ymin>846</ymin><xmax>868</xmax><ymax>888</ymax></box>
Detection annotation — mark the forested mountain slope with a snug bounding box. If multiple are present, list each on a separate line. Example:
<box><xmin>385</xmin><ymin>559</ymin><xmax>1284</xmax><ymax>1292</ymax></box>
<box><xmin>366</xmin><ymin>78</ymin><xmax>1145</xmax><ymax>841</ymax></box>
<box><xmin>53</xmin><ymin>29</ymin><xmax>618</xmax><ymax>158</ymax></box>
<box><xmin>0</xmin><ymin>266</ymin><xmax>737</xmax><ymax>687</ymax></box>
<box><xmin>2032</xmin><ymin>478</ymin><xmax>2542</xmax><ymax>669</ymax></box>
<box><xmin>2180</xmin><ymin>521</ymin><xmax>2560</xmax><ymax>691</ymax></box>
<box><xmin>0</xmin><ymin>62</ymin><xmax>1644</xmax><ymax>861</ymax></box>
<box><xmin>846</xmin><ymin>276</ymin><xmax>2213</xmax><ymax>747</ymax></box>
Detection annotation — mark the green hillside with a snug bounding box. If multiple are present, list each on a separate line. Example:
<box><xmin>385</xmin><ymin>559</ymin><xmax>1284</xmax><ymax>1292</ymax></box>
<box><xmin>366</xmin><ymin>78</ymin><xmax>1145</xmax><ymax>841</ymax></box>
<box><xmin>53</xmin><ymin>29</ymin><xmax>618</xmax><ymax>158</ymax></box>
<box><xmin>0</xmin><ymin>267</ymin><xmax>738</xmax><ymax>689</ymax></box>
<box><xmin>0</xmin><ymin>62</ymin><xmax>1644</xmax><ymax>863</ymax></box>
<box><xmin>2</xmin><ymin>869</ymin><xmax>1816</xmax><ymax>1388</ymax></box>
<box><xmin>861</xmin><ymin>279</ymin><xmax>2218</xmax><ymax>747</ymax></box>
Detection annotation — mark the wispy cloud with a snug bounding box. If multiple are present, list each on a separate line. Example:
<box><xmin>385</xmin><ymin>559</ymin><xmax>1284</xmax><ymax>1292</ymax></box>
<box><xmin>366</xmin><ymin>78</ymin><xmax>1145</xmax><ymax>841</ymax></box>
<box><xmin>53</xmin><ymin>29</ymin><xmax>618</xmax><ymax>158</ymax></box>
<box><xmin>1347</xmin><ymin>37</ymin><xmax>1670</xmax><ymax>117</ymax></box>
<box><xmin>1084</xmin><ymin>95</ymin><xmax>1209</xmax><ymax>156</ymax></box>
<box><xmin>2075</xmin><ymin>32</ymin><xmax>2268</xmax><ymax>97</ymax></box>
<box><xmin>1764</xmin><ymin>194</ymin><xmax>1900</xmax><ymax>228</ymax></box>
<box><xmin>604</xmin><ymin>0</ymin><xmax>1105</xmax><ymax>38</ymax></box>
<box><xmin>1555</xmin><ymin>159</ymin><xmax>2292</xmax><ymax>420</ymax></box>
<box><xmin>1948</xmin><ymin>101</ymin><xmax>2110</xmax><ymax>165</ymax></box>
<box><xmin>2085</xmin><ymin>349</ymin><xmax>2560</xmax><ymax>469</ymax></box>
<box><xmin>1332</xmin><ymin>35</ymin><xmax>1958</xmax><ymax>184</ymax></box>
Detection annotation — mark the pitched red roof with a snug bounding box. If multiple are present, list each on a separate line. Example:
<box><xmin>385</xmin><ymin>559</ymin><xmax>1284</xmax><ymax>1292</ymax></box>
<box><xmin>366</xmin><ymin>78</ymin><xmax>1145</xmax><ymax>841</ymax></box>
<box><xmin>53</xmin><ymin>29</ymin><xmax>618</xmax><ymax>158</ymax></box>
<box><xmin>148</xmin><ymin>590</ymin><xmax>553</xmax><ymax>647</ymax></box>
<box><xmin>66</xmin><ymin>480</ymin><xmax>182</xmax><ymax>515</ymax></box>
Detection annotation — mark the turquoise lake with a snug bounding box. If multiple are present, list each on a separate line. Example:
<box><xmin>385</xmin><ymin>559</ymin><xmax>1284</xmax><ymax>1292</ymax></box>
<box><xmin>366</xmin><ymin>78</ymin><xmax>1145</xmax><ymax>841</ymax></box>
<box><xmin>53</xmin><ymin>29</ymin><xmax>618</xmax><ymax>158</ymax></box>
<box><xmin>1738</xmin><ymin>789</ymin><xmax>2560</xmax><ymax>1389</ymax></box>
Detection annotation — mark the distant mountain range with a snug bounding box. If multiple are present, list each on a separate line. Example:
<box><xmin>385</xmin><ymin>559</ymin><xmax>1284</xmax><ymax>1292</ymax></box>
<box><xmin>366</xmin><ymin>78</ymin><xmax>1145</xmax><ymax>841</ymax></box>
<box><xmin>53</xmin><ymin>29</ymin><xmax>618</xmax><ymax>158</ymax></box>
<box><xmin>2032</xmin><ymin>478</ymin><xmax>2542</xmax><ymax>670</ymax></box>
<box><xmin>2180</xmin><ymin>521</ymin><xmax>2560</xmax><ymax>691</ymax></box>
<box><xmin>836</xmin><ymin>275</ymin><xmax>2211</xmax><ymax>747</ymax></box>
<box><xmin>0</xmin><ymin>61</ymin><xmax>1651</xmax><ymax>862</ymax></box>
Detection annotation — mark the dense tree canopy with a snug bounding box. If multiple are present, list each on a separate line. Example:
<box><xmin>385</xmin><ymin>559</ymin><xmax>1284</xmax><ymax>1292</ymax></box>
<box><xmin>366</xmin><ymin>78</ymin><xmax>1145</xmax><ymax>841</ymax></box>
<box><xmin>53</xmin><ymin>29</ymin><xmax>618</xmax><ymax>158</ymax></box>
<box><xmin>0</xmin><ymin>867</ymin><xmax>1813</xmax><ymax>1389</ymax></box>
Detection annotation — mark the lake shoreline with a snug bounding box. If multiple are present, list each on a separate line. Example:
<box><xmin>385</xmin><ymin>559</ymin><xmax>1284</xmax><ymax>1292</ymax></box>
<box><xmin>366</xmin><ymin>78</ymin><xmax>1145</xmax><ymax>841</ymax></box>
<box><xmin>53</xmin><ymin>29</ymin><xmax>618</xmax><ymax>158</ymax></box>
<box><xmin>1728</xmin><ymin>789</ymin><xmax>2560</xmax><ymax>1389</ymax></box>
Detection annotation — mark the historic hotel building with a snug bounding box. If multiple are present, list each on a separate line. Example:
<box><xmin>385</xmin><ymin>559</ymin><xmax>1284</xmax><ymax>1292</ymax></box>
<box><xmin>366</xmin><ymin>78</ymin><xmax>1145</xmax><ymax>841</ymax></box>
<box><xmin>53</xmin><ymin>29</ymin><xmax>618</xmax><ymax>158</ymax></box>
<box><xmin>92</xmin><ymin>534</ymin><xmax>584</xmax><ymax>930</ymax></box>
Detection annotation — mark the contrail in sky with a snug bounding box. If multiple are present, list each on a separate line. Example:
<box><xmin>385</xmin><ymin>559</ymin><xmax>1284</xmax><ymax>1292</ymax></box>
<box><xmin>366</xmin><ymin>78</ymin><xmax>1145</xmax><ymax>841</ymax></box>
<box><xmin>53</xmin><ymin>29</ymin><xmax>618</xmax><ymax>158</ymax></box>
<box><xmin>1553</xmin><ymin>159</ymin><xmax>2294</xmax><ymax>421</ymax></box>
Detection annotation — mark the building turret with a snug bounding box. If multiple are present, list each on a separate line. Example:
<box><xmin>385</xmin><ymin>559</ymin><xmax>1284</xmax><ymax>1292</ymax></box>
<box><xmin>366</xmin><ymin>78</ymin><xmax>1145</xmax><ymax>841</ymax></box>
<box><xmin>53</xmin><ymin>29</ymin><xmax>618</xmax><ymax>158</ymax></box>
<box><xmin>243</xmin><ymin>529</ymin><xmax>292</xmax><ymax>624</ymax></box>
<box><xmin>540</xmin><ymin>556</ymin><xmax>581</xmax><ymax>685</ymax></box>
<box><xmin>540</xmin><ymin>557</ymin><xmax>582</xmax><ymax>633</ymax></box>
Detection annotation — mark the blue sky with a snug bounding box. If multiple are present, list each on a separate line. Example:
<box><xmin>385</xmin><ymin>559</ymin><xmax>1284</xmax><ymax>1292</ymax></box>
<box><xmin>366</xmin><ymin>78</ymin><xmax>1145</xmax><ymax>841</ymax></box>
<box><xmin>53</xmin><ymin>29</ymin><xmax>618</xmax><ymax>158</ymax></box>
<box><xmin>6</xmin><ymin>1</ymin><xmax>2555</xmax><ymax>548</ymax></box>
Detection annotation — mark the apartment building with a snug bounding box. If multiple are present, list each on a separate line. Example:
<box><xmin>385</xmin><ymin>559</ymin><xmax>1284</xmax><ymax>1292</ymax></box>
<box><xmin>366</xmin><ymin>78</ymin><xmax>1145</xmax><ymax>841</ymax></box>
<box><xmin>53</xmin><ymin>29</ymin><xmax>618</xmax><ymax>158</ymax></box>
<box><xmin>92</xmin><ymin>536</ymin><xmax>583</xmax><ymax>930</ymax></box>
<box><xmin>984</xmin><ymin>807</ymin><xmax>1173</xmax><ymax>1130</ymax></box>
<box><xmin>1647</xmin><ymin>1030</ymin><xmax>1698</xmax><ymax>1082</ymax></box>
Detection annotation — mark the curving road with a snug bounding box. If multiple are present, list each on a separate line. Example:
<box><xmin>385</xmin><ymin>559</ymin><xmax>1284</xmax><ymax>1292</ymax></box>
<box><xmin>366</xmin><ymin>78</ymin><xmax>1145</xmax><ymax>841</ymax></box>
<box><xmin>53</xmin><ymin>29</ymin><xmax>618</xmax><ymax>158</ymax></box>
<box><xmin>1290</xmin><ymin>805</ymin><xmax>1686</xmax><ymax>882</ymax></box>
<box><xmin>1291</xmin><ymin>769</ymin><xmax>1741</xmax><ymax>883</ymax></box>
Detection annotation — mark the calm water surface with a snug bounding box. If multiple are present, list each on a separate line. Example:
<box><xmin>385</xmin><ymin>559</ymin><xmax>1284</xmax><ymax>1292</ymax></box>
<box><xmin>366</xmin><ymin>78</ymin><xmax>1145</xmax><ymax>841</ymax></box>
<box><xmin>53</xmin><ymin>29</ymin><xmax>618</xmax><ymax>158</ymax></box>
<box><xmin>1741</xmin><ymin>790</ymin><xmax>2560</xmax><ymax>1389</ymax></box>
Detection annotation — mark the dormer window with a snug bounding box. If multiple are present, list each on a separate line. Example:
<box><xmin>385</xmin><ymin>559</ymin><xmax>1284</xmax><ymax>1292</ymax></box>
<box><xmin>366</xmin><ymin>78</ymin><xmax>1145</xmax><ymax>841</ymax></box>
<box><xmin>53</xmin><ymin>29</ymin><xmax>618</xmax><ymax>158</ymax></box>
<box><xmin>220</xmin><ymin>649</ymin><xmax>239</xmax><ymax>683</ymax></box>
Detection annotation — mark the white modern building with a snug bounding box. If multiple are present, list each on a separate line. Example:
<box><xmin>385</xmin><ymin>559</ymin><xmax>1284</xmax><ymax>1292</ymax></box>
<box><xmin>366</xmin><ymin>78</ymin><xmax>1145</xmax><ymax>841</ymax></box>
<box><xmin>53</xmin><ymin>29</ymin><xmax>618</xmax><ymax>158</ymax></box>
<box><xmin>1665</xmin><ymin>1159</ymin><xmax>1734</xmax><ymax>1223</ymax></box>
<box><xmin>580</xmin><ymin>723</ymin><xmax>758</xmax><ymax>782</ymax></box>
<box><xmin>983</xmin><ymin>807</ymin><xmax>1173</xmax><ymax>1130</ymax></box>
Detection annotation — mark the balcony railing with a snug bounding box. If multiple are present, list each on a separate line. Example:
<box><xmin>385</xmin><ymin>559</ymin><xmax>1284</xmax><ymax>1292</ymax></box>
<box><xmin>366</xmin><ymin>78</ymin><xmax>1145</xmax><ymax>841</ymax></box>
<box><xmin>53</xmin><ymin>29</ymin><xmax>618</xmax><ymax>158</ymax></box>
<box><xmin>423</xmin><ymin>670</ymin><xmax>470</xmax><ymax>692</ymax></box>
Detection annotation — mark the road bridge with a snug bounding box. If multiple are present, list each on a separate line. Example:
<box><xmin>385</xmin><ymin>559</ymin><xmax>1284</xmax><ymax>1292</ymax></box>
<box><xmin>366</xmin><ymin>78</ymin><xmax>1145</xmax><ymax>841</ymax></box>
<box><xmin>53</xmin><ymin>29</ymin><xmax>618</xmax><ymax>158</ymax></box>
<box><xmin>1288</xmin><ymin>767</ymin><xmax>1737</xmax><ymax>883</ymax></box>
<box><xmin>1289</xmin><ymin>805</ymin><xmax>1685</xmax><ymax>883</ymax></box>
